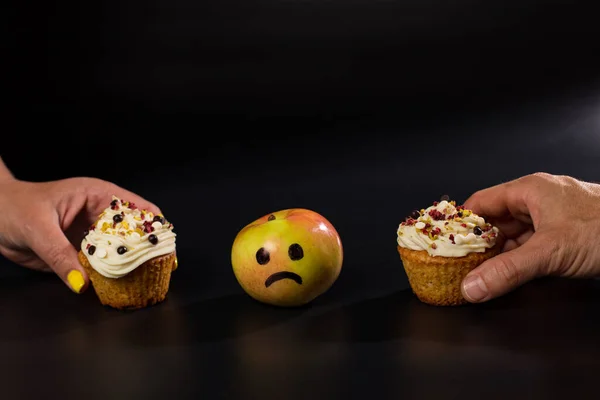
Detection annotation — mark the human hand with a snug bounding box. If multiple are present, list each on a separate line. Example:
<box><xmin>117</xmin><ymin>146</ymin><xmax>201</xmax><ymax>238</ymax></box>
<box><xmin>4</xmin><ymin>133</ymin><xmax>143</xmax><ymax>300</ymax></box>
<box><xmin>0</xmin><ymin>176</ymin><xmax>160</xmax><ymax>294</ymax></box>
<box><xmin>460</xmin><ymin>172</ymin><xmax>600</xmax><ymax>303</ymax></box>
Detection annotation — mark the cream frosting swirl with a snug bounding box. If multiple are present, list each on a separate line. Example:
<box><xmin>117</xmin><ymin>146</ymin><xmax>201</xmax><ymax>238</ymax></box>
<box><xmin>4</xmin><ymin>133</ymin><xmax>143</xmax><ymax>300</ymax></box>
<box><xmin>397</xmin><ymin>199</ymin><xmax>499</xmax><ymax>257</ymax></box>
<box><xmin>81</xmin><ymin>196</ymin><xmax>176</xmax><ymax>278</ymax></box>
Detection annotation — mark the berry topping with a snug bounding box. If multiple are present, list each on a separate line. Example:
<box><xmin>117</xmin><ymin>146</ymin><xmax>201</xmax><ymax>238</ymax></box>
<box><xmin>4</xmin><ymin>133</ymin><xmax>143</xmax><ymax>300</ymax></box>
<box><xmin>404</xmin><ymin>218</ymin><xmax>416</xmax><ymax>226</ymax></box>
<box><xmin>117</xmin><ymin>246</ymin><xmax>128</xmax><ymax>255</ymax></box>
<box><xmin>473</xmin><ymin>226</ymin><xmax>483</xmax><ymax>235</ymax></box>
<box><xmin>428</xmin><ymin>209</ymin><xmax>445</xmax><ymax>221</ymax></box>
<box><xmin>148</xmin><ymin>234</ymin><xmax>158</xmax><ymax>245</ymax></box>
<box><xmin>143</xmin><ymin>221</ymin><xmax>154</xmax><ymax>233</ymax></box>
<box><xmin>113</xmin><ymin>214</ymin><xmax>123</xmax><ymax>223</ymax></box>
<box><xmin>88</xmin><ymin>245</ymin><xmax>96</xmax><ymax>255</ymax></box>
<box><xmin>409</xmin><ymin>210</ymin><xmax>420</xmax><ymax>219</ymax></box>
<box><xmin>110</xmin><ymin>199</ymin><xmax>119</xmax><ymax>210</ymax></box>
<box><xmin>153</xmin><ymin>215</ymin><xmax>165</xmax><ymax>224</ymax></box>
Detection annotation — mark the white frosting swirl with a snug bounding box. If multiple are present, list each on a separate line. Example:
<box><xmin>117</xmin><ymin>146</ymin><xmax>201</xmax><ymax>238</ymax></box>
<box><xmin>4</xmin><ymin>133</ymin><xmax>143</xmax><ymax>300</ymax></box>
<box><xmin>81</xmin><ymin>196</ymin><xmax>176</xmax><ymax>278</ymax></box>
<box><xmin>397</xmin><ymin>200</ymin><xmax>499</xmax><ymax>257</ymax></box>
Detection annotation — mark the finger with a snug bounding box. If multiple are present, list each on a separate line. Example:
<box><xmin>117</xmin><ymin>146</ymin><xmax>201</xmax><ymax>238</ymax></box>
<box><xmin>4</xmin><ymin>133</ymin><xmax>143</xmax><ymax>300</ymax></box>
<box><xmin>489</xmin><ymin>217</ymin><xmax>531</xmax><ymax>239</ymax></box>
<box><xmin>502</xmin><ymin>229</ymin><xmax>534</xmax><ymax>252</ymax></box>
<box><xmin>0</xmin><ymin>247</ymin><xmax>53</xmax><ymax>273</ymax></box>
<box><xmin>26</xmin><ymin>220</ymin><xmax>89</xmax><ymax>294</ymax></box>
<box><xmin>461</xmin><ymin>233</ymin><xmax>552</xmax><ymax>303</ymax></box>
<box><xmin>463</xmin><ymin>178</ymin><xmax>535</xmax><ymax>225</ymax></box>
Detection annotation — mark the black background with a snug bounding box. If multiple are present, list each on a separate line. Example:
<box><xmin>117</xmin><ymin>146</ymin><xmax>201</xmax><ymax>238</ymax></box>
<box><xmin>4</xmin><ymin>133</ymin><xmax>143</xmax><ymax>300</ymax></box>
<box><xmin>2</xmin><ymin>1</ymin><xmax>600</xmax><ymax>399</ymax></box>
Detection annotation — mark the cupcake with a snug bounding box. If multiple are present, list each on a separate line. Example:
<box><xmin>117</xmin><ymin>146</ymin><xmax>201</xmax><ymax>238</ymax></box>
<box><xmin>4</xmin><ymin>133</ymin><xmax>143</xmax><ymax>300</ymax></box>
<box><xmin>78</xmin><ymin>196</ymin><xmax>177</xmax><ymax>310</ymax></box>
<box><xmin>396</xmin><ymin>198</ymin><xmax>502</xmax><ymax>306</ymax></box>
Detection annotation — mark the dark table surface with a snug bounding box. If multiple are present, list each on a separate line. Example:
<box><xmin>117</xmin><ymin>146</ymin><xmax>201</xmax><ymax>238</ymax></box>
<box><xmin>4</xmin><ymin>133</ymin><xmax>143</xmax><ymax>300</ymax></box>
<box><xmin>3</xmin><ymin>87</ymin><xmax>600</xmax><ymax>398</ymax></box>
<box><xmin>4</xmin><ymin>0</ymin><xmax>600</xmax><ymax>399</ymax></box>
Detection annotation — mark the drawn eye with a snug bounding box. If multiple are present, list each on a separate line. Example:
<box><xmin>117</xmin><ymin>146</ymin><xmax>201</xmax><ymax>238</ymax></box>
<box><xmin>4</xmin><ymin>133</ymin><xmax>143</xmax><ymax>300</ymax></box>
<box><xmin>288</xmin><ymin>243</ymin><xmax>304</xmax><ymax>261</ymax></box>
<box><xmin>256</xmin><ymin>247</ymin><xmax>270</xmax><ymax>265</ymax></box>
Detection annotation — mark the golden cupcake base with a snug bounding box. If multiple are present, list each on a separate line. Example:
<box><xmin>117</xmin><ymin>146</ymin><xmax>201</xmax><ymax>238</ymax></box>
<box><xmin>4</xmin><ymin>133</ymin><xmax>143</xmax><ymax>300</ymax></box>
<box><xmin>397</xmin><ymin>244</ymin><xmax>502</xmax><ymax>306</ymax></box>
<box><xmin>78</xmin><ymin>251</ymin><xmax>177</xmax><ymax>310</ymax></box>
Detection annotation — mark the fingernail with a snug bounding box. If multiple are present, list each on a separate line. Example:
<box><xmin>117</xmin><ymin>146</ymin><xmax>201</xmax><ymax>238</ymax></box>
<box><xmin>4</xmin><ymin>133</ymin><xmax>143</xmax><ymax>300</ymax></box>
<box><xmin>462</xmin><ymin>275</ymin><xmax>489</xmax><ymax>302</ymax></box>
<box><xmin>67</xmin><ymin>270</ymin><xmax>85</xmax><ymax>294</ymax></box>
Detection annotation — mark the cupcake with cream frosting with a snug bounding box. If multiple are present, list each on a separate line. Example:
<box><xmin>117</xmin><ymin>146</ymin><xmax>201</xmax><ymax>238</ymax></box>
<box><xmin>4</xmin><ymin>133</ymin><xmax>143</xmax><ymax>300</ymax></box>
<box><xmin>78</xmin><ymin>196</ymin><xmax>177</xmax><ymax>310</ymax></box>
<box><xmin>396</xmin><ymin>198</ymin><xmax>502</xmax><ymax>306</ymax></box>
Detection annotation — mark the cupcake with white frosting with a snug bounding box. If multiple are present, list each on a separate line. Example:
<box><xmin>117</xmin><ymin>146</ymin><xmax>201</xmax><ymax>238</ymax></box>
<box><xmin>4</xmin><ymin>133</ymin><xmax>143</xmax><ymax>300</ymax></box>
<box><xmin>396</xmin><ymin>198</ymin><xmax>502</xmax><ymax>306</ymax></box>
<box><xmin>78</xmin><ymin>196</ymin><xmax>177</xmax><ymax>310</ymax></box>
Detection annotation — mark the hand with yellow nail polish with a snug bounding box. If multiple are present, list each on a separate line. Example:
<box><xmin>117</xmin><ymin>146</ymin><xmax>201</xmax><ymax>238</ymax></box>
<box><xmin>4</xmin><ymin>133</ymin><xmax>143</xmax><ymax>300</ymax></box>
<box><xmin>0</xmin><ymin>156</ymin><xmax>162</xmax><ymax>294</ymax></box>
<box><xmin>461</xmin><ymin>172</ymin><xmax>600</xmax><ymax>303</ymax></box>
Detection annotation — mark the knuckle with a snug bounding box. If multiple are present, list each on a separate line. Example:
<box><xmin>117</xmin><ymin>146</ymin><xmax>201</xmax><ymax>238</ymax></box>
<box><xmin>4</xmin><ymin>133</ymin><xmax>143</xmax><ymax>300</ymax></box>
<box><xmin>531</xmin><ymin>172</ymin><xmax>554</xmax><ymax>181</ymax></box>
<box><xmin>468</xmin><ymin>189</ymin><xmax>485</xmax><ymax>205</ymax></box>
<box><xmin>45</xmin><ymin>242</ymin><xmax>72</xmax><ymax>271</ymax></box>
<box><xmin>492</xmin><ymin>255</ymin><xmax>522</xmax><ymax>287</ymax></box>
<box><xmin>520</xmin><ymin>172</ymin><xmax>554</xmax><ymax>188</ymax></box>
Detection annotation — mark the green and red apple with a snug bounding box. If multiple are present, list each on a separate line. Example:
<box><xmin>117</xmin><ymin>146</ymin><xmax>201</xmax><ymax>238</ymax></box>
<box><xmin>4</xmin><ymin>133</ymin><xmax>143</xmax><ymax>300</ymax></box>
<box><xmin>231</xmin><ymin>208</ymin><xmax>343</xmax><ymax>307</ymax></box>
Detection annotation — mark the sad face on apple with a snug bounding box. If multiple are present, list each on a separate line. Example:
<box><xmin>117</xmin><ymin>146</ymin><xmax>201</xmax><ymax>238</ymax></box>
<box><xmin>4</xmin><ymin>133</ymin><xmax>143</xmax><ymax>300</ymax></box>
<box><xmin>231</xmin><ymin>208</ymin><xmax>343</xmax><ymax>307</ymax></box>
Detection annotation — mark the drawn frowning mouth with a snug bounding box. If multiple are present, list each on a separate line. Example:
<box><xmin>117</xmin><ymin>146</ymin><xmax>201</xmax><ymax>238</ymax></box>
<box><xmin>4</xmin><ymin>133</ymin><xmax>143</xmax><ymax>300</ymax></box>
<box><xmin>265</xmin><ymin>271</ymin><xmax>303</xmax><ymax>288</ymax></box>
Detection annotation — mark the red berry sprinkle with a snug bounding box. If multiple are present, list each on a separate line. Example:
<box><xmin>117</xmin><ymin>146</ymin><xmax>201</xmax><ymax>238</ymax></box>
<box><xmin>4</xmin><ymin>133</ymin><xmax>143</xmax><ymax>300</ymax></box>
<box><xmin>449</xmin><ymin>234</ymin><xmax>455</xmax><ymax>244</ymax></box>
<box><xmin>428</xmin><ymin>209</ymin><xmax>445</xmax><ymax>221</ymax></box>
<box><xmin>143</xmin><ymin>221</ymin><xmax>154</xmax><ymax>233</ymax></box>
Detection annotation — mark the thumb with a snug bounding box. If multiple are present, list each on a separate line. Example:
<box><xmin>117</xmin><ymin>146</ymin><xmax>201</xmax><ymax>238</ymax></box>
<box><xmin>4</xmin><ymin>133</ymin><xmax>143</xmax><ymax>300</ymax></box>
<box><xmin>461</xmin><ymin>233</ymin><xmax>553</xmax><ymax>303</ymax></box>
<box><xmin>28</xmin><ymin>222</ymin><xmax>89</xmax><ymax>294</ymax></box>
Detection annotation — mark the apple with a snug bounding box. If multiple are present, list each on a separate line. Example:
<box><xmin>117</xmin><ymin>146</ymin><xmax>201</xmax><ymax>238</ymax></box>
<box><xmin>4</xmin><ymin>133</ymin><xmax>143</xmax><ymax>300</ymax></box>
<box><xmin>231</xmin><ymin>208</ymin><xmax>343</xmax><ymax>307</ymax></box>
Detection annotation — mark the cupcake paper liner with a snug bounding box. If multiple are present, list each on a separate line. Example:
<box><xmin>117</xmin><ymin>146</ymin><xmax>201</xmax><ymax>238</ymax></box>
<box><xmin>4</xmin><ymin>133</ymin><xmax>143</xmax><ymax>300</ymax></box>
<box><xmin>78</xmin><ymin>251</ymin><xmax>177</xmax><ymax>310</ymax></box>
<box><xmin>397</xmin><ymin>244</ymin><xmax>502</xmax><ymax>306</ymax></box>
